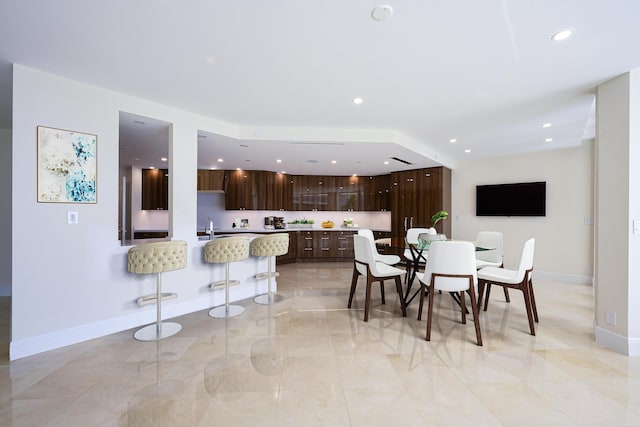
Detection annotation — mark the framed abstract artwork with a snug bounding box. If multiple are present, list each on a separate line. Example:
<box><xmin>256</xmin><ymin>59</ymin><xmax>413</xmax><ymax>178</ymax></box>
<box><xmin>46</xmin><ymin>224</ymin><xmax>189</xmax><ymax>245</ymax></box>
<box><xmin>37</xmin><ymin>125</ymin><xmax>97</xmax><ymax>203</ymax></box>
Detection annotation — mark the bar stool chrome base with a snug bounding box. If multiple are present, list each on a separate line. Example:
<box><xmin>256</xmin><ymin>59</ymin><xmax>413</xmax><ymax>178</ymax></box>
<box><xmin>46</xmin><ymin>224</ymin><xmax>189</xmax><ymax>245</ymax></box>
<box><xmin>254</xmin><ymin>293</ymin><xmax>285</xmax><ymax>305</ymax></box>
<box><xmin>134</xmin><ymin>322</ymin><xmax>182</xmax><ymax>341</ymax></box>
<box><xmin>209</xmin><ymin>304</ymin><xmax>245</xmax><ymax>318</ymax></box>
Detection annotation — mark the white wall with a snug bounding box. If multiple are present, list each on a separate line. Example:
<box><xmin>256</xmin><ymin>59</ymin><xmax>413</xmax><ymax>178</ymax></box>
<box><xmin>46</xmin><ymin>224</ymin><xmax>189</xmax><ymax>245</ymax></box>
<box><xmin>451</xmin><ymin>140</ymin><xmax>594</xmax><ymax>283</ymax></box>
<box><xmin>0</xmin><ymin>129</ymin><xmax>11</xmax><ymax>296</ymax></box>
<box><xmin>10</xmin><ymin>65</ymin><xmax>265</xmax><ymax>359</ymax></box>
<box><xmin>594</xmin><ymin>69</ymin><xmax>640</xmax><ymax>355</ymax></box>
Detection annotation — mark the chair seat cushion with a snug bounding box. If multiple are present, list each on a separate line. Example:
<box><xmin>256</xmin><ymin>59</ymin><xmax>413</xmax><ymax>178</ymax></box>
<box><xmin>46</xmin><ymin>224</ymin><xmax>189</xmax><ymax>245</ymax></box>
<box><xmin>477</xmin><ymin>266</ymin><xmax>520</xmax><ymax>284</ymax></box>
<box><xmin>372</xmin><ymin>261</ymin><xmax>405</xmax><ymax>278</ymax></box>
<box><xmin>475</xmin><ymin>259</ymin><xmax>502</xmax><ymax>269</ymax></box>
<box><xmin>376</xmin><ymin>254</ymin><xmax>401</xmax><ymax>265</ymax></box>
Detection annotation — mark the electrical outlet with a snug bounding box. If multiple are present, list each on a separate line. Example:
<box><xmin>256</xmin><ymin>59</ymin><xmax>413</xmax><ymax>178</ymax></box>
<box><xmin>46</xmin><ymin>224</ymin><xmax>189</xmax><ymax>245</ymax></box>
<box><xmin>605</xmin><ymin>311</ymin><xmax>617</xmax><ymax>326</ymax></box>
<box><xmin>67</xmin><ymin>211</ymin><xmax>78</xmax><ymax>224</ymax></box>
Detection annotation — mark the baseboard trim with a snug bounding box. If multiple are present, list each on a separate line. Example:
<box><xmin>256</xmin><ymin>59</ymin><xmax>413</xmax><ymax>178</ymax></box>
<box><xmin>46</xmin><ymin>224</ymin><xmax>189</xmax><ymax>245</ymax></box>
<box><xmin>9</xmin><ymin>283</ymin><xmax>268</xmax><ymax>360</ymax></box>
<box><xmin>533</xmin><ymin>270</ymin><xmax>593</xmax><ymax>286</ymax></box>
<box><xmin>595</xmin><ymin>326</ymin><xmax>640</xmax><ymax>356</ymax></box>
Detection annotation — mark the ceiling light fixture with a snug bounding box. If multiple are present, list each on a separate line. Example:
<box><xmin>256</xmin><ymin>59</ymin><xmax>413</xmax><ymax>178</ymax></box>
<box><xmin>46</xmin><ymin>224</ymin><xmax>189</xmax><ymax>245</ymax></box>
<box><xmin>353</xmin><ymin>97</ymin><xmax>363</xmax><ymax>105</ymax></box>
<box><xmin>449</xmin><ymin>138</ymin><xmax>457</xmax><ymax>143</ymax></box>
<box><xmin>276</xmin><ymin>159</ymin><xmax>282</xmax><ymax>163</ymax></box>
<box><xmin>383</xmin><ymin>160</ymin><xmax>390</xmax><ymax>165</ymax></box>
<box><xmin>464</xmin><ymin>149</ymin><xmax>471</xmax><ymax>153</ymax></box>
<box><xmin>160</xmin><ymin>157</ymin><xmax>167</xmax><ymax>162</ymax></box>
<box><xmin>331</xmin><ymin>160</ymin><xmax>337</xmax><ymax>164</ymax></box>
<box><xmin>217</xmin><ymin>158</ymin><xmax>224</xmax><ymax>162</ymax></box>
<box><xmin>545</xmin><ymin>138</ymin><xmax>553</xmax><ymax>142</ymax></box>
<box><xmin>371</xmin><ymin>4</ymin><xmax>393</xmax><ymax>21</ymax></box>
<box><xmin>551</xmin><ymin>29</ymin><xmax>573</xmax><ymax>41</ymax></box>
<box><xmin>542</xmin><ymin>123</ymin><xmax>552</xmax><ymax>128</ymax></box>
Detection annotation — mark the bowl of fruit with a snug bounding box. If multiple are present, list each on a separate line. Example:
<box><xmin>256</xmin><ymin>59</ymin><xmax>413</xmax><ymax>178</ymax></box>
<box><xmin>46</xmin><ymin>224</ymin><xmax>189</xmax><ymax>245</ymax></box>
<box><xmin>321</xmin><ymin>220</ymin><xmax>335</xmax><ymax>229</ymax></box>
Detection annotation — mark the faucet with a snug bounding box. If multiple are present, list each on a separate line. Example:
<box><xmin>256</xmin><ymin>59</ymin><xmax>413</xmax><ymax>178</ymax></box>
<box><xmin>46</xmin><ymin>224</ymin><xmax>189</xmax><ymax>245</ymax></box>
<box><xmin>207</xmin><ymin>217</ymin><xmax>214</xmax><ymax>239</ymax></box>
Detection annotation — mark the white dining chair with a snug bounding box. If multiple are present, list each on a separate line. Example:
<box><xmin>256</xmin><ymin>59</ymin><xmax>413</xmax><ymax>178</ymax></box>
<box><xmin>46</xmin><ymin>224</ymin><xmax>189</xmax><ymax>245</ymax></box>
<box><xmin>416</xmin><ymin>241</ymin><xmax>482</xmax><ymax>346</ymax></box>
<box><xmin>357</xmin><ymin>229</ymin><xmax>401</xmax><ymax>266</ymax></box>
<box><xmin>477</xmin><ymin>238</ymin><xmax>537</xmax><ymax>335</ymax></box>
<box><xmin>403</xmin><ymin>227</ymin><xmax>434</xmax><ymax>281</ymax></box>
<box><xmin>475</xmin><ymin>231</ymin><xmax>509</xmax><ymax>303</ymax></box>
<box><xmin>348</xmin><ymin>235</ymin><xmax>407</xmax><ymax>322</ymax></box>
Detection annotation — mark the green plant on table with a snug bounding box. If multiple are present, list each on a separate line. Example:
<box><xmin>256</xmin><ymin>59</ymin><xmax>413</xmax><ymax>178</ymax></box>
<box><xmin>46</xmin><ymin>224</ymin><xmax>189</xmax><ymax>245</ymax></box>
<box><xmin>431</xmin><ymin>210</ymin><xmax>448</xmax><ymax>227</ymax></box>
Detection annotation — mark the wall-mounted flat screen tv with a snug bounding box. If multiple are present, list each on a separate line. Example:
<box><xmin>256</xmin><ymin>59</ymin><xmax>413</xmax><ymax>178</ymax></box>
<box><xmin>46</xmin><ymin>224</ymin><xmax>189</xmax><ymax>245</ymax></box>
<box><xmin>476</xmin><ymin>181</ymin><xmax>546</xmax><ymax>216</ymax></box>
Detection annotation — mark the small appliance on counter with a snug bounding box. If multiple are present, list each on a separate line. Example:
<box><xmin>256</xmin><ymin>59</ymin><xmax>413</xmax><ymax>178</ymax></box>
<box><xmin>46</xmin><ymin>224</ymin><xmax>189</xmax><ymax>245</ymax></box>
<box><xmin>233</xmin><ymin>218</ymin><xmax>249</xmax><ymax>229</ymax></box>
<box><xmin>264</xmin><ymin>216</ymin><xmax>286</xmax><ymax>229</ymax></box>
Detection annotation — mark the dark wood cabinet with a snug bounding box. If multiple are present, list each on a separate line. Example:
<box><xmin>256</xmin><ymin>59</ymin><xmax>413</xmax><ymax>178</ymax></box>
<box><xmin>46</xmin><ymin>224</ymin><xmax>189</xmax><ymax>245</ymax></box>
<box><xmin>224</xmin><ymin>169</ymin><xmax>263</xmax><ymax>210</ymax></box>
<box><xmin>141</xmin><ymin>168</ymin><xmax>168</xmax><ymax>210</ymax></box>
<box><xmin>197</xmin><ymin>169</ymin><xmax>225</xmax><ymax>192</ymax></box>
<box><xmin>364</xmin><ymin>175</ymin><xmax>391</xmax><ymax>211</ymax></box>
<box><xmin>296</xmin><ymin>230</ymin><xmax>355</xmax><ymax>260</ymax></box>
<box><xmin>335</xmin><ymin>176</ymin><xmax>363</xmax><ymax>211</ymax></box>
<box><xmin>265</xmin><ymin>172</ymin><xmax>292</xmax><ymax>211</ymax></box>
<box><xmin>390</xmin><ymin>167</ymin><xmax>451</xmax><ymax>237</ymax></box>
<box><xmin>292</xmin><ymin>175</ymin><xmax>336</xmax><ymax>211</ymax></box>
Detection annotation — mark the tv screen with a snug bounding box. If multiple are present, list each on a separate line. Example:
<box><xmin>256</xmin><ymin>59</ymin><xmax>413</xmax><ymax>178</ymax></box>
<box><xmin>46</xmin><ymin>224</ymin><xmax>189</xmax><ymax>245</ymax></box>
<box><xmin>476</xmin><ymin>182</ymin><xmax>546</xmax><ymax>216</ymax></box>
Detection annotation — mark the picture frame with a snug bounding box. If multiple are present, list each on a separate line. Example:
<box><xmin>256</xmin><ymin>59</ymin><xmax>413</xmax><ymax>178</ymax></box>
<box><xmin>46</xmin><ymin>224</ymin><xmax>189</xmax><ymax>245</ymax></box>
<box><xmin>37</xmin><ymin>125</ymin><xmax>97</xmax><ymax>203</ymax></box>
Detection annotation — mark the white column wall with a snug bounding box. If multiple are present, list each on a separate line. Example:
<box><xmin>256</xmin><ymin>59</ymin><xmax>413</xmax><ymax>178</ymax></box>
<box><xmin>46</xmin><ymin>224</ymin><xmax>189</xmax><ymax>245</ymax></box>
<box><xmin>0</xmin><ymin>129</ymin><xmax>11</xmax><ymax>296</ymax></box>
<box><xmin>451</xmin><ymin>141</ymin><xmax>594</xmax><ymax>283</ymax></box>
<box><xmin>595</xmin><ymin>69</ymin><xmax>640</xmax><ymax>355</ymax></box>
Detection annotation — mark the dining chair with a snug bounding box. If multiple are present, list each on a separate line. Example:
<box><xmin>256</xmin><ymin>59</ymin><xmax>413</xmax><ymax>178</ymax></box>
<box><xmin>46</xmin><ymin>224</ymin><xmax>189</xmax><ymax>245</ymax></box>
<box><xmin>404</xmin><ymin>227</ymin><xmax>434</xmax><ymax>281</ymax></box>
<box><xmin>475</xmin><ymin>231</ymin><xmax>509</xmax><ymax>303</ymax></box>
<box><xmin>416</xmin><ymin>241</ymin><xmax>482</xmax><ymax>346</ymax></box>
<box><xmin>477</xmin><ymin>238</ymin><xmax>537</xmax><ymax>335</ymax></box>
<box><xmin>357</xmin><ymin>229</ymin><xmax>401</xmax><ymax>266</ymax></box>
<box><xmin>348</xmin><ymin>235</ymin><xmax>407</xmax><ymax>322</ymax></box>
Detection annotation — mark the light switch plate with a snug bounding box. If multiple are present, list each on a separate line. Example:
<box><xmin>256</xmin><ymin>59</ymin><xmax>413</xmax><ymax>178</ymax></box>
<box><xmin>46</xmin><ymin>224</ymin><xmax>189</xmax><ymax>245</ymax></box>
<box><xmin>68</xmin><ymin>211</ymin><xmax>78</xmax><ymax>224</ymax></box>
<box><xmin>634</xmin><ymin>220</ymin><xmax>640</xmax><ymax>234</ymax></box>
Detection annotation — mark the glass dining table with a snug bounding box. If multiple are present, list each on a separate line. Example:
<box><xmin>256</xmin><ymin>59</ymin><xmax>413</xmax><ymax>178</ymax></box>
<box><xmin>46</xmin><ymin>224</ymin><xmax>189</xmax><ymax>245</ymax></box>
<box><xmin>376</xmin><ymin>237</ymin><xmax>492</xmax><ymax>309</ymax></box>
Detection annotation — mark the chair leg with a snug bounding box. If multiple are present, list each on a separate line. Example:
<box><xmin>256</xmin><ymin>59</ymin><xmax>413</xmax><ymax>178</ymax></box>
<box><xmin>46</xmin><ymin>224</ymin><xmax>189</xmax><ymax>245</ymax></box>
<box><xmin>483</xmin><ymin>283</ymin><xmax>492</xmax><ymax>311</ymax></box>
<box><xmin>426</xmin><ymin>282</ymin><xmax>436</xmax><ymax>341</ymax></box>
<box><xmin>521</xmin><ymin>285</ymin><xmax>536</xmax><ymax>336</ymax></box>
<box><xmin>503</xmin><ymin>288</ymin><xmax>510</xmax><ymax>302</ymax></box>
<box><xmin>348</xmin><ymin>263</ymin><xmax>359</xmax><ymax>308</ymax></box>
<box><xmin>417</xmin><ymin>283</ymin><xmax>425</xmax><ymax>321</ymax></box>
<box><xmin>477</xmin><ymin>280</ymin><xmax>485</xmax><ymax>311</ymax></box>
<box><xmin>379</xmin><ymin>280</ymin><xmax>386</xmax><ymax>305</ymax></box>
<box><xmin>460</xmin><ymin>291</ymin><xmax>466</xmax><ymax>324</ymax></box>
<box><xmin>364</xmin><ymin>279</ymin><xmax>372</xmax><ymax>322</ymax></box>
<box><xmin>468</xmin><ymin>283</ymin><xmax>483</xmax><ymax>346</ymax></box>
<box><xmin>394</xmin><ymin>276</ymin><xmax>407</xmax><ymax>317</ymax></box>
<box><xmin>528</xmin><ymin>278</ymin><xmax>539</xmax><ymax>322</ymax></box>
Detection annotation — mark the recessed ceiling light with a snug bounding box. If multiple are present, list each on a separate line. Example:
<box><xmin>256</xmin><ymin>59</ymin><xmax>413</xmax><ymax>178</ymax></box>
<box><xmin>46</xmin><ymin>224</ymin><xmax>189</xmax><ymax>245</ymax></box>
<box><xmin>236</xmin><ymin>167</ymin><xmax>242</xmax><ymax>171</ymax></box>
<box><xmin>281</xmin><ymin>170</ymin><xmax>286</xmax><ymax>174</ymax></box>
<box><xmin>449</xmin><ymin>138</ymin><xmax>457</xmax><ymax>143</ymax></box>
<box><xmin>353</xmin><ymin>97</ymin><xmax>363</xmax><ymax>105</ymax></box>
<box><xmin>134</xmin><ymin>157</ymin><xmax>140</xmax><ymax>161</ymax></box>
<box><xmin>160</xmin><ymin>157</ymin><xmax>167</xmax><ymax>162</ymax></box>
<box><xmin>209</xmin><ymin>167</ymin><xmax>217</xmax><ymax>170</ymax></box>
<box><xmin>217</xmin><ymin>158</ymin><xmax>224</xmax><ymax>162</ymax></box>
<box><xmin>352</xmin><ymin>174</ymin><xmax>357</xmax><ymax>177</ymax></box>
<box><xmin>551</xmin><ymin>29</ymin><xmax>573</xmax><ymax>41</ymax></box>
<box><xmin>384</xmin><ymin>160</ymin><xmax>390</xmax><ymax>165</ymax></box>
<box><xmin>331</xmin><ymin>160</ymin><xmax>337</xmax><ymax>164</ymax></box>
<box><xmin>464</xmin><ymin>149</ymin><xmax>471</xmax><ymax>153</ymax></box>
<box><xmin>545</xmin><ymin>138</ymin><xmax>553</xmax><ymax>142</ymax></box>
<box><xmin>149</xmin><ymin>166</ymin><xmax>156</xmax><ymax>170</ymax></box>
<box><xmin>542</xmin><ymin>123</ymin><xmax>552</xmax><ymax>128</ymax></box>
<box><xmin>276</xmin><ymin>159</ymin><xmax>282</xmax><ymax>163</ymax></box>
<box><xmin>371</xmin><ymin>4</ymin><xmax>393</xmax><ymax>21</ymax></box>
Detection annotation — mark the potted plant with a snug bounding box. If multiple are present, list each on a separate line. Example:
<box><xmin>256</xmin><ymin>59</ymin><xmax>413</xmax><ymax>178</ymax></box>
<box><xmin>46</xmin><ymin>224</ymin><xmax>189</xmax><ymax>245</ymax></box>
<box><xmin>431</xmin><ymin>210</ymin><xmax>448</xmax><ymax>227</ymax></box>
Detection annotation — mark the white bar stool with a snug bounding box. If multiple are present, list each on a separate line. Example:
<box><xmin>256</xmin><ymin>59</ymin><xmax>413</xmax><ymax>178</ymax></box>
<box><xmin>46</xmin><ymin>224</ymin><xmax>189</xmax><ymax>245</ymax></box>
<box><xmin>252</xmin><ymin>233</ymin><xmax>289</xmax><ymax>304</ymax></box>
<box><xmin>127</xmin><ymin>240</ymin><xmax>187</xmax><ymax>341</ymax></box>
<box><xmin>204</xmin><ymin>236</ymin><xmax>250</xmax><ymax>318</ymax></box>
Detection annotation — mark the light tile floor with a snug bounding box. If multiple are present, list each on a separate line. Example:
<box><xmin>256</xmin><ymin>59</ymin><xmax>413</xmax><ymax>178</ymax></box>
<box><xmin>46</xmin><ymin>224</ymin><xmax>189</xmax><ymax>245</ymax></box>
<box><xmin>1</xmin><ymin>262</ymin><xmax>639</xmax><ymax>426</ymax></box>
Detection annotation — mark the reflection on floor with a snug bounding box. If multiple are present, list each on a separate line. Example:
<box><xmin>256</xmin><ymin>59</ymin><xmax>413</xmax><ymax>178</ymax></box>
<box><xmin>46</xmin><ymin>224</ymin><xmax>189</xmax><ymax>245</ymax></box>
<box><xmin>1</xmin><ymin>262</ymin><xmax>640</xmax><ymax>426</ymax></box>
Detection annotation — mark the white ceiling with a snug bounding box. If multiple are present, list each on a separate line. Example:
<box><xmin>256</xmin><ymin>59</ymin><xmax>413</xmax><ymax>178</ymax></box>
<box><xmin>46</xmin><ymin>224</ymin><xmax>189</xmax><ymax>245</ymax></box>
<box><xmin>2</xmin><ymin>1</ymin><xmax>640</xmax><ymax>175</ymax></box>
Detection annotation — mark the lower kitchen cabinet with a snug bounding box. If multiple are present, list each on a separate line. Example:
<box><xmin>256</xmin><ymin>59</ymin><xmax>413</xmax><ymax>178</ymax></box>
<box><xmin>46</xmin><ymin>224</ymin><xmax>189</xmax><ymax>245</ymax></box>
<box><xmin>294</xmin><ymin>230</ymin><xmax>356</xmax><ymax>261</ymax></box>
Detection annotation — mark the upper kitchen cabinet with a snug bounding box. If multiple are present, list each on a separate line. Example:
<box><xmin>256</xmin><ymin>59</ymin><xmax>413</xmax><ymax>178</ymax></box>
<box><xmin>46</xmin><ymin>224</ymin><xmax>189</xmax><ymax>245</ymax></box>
<box><xmin>363</xmin><ymin>174</ymin><xmax>391</xmax><ymax>211</ymax></box>
<box><xmin>197</xmin><ymin>169</ymin><xmax>225</xmax><ymax>192</ymax></box>
<box><xmin>224</xmin><ymin>169</ymin><xmax>264</xmax><ymax>210</ymax></box>
<box><xmin>265</xmin><ymin>172</ymin><xmax>292</xmax><ymax>211</ymax></box>
<box><xmin>291</xmin><ymin>175</ymin><xmax>336</xmax><ymax>211</ymax></box>
<box><xmin>335</xmin><ymin>175</ymin><xmax>363</xmax><ymax>211</ymax></box>
<box><xmin>390</xmin><ymin>167</ymin><xmax>451</xmax><ymax>236</ymax></box>
<box><xmin>141</xmin><ymin>168</ymin><xmax>168</xmax><ymax>210</ymax></box>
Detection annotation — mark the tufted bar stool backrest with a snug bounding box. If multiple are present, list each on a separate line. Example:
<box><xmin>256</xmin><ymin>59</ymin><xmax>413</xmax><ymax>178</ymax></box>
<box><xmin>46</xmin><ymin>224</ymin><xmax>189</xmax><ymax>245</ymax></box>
<box><xmin>251</xmin><ymin>234</ymin><xmax>289</xmax><ymax>257</ymax></box>
<box><xmin>128</xmin><ymin>241</ymin><xmax>188</xmax><ymax>275</ymax></box>
<box><xmin>204</xmin><ymin>236</ymin><xmax>250</xmax><ymax>264</ymax></box>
